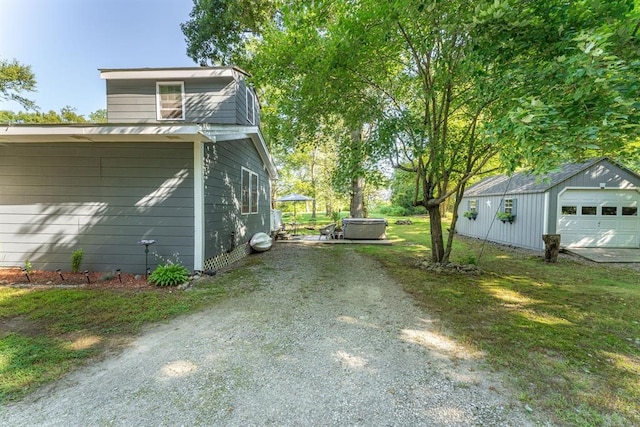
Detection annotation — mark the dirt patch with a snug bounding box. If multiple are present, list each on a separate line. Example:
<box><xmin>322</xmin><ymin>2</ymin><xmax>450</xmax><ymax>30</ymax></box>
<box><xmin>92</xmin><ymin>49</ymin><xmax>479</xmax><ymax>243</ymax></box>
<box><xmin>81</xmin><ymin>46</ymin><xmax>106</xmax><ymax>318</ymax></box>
<box><xmin>0</xmin><ymin>268</ymin><xmax>156</xmax><ymax>290</ymax></box>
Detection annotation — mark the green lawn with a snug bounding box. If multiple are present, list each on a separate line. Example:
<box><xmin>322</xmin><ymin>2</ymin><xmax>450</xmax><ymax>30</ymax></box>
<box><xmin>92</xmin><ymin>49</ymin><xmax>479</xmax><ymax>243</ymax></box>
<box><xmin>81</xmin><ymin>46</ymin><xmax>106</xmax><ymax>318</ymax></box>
<box><xmin>1</xmin><ymin>214</ymin><xmax>638</xmax><ymax>426</ymax></box>
<box><xmin>359</xmin><ymin>215</ymin><xmax>640</xmax><ymax>426</ymax></box>
<box><xmin>0</xmin><ymin>262</ymin><xmax>261</xmax><ymax>403</ymax></box>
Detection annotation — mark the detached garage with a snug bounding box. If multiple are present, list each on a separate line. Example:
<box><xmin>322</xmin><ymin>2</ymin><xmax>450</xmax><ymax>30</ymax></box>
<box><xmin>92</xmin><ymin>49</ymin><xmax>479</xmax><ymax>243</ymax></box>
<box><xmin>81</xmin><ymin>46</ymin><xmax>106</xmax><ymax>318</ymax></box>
<box><xmin>456</xmin><ymin>157</ymin><xmax>640</xmax><ymax>251</ymax></box>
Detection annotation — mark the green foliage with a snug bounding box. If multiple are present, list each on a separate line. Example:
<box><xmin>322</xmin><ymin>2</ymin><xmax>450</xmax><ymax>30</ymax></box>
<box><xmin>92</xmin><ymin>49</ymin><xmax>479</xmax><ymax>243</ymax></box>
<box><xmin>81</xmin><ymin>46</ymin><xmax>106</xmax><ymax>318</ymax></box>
<box><xmin>496</xmin><ymin>212</ymin><xmax>515</xmax><ymax>222</ymax></box>
<box><xmin>88</xmin><ymin>108</ymin><xmax>107</xmax><ymax>123</ymax></box>
<box><xmin>23</xmin><ymin>260</ymin><xmax>33</xmax><ymax>275</ymax></box>
<box><xmin>0</xmin><ymin>106</ymin><xmax>90</xmax><ymax>124</ymax></box>
<box><xmin>0</xmin><ymin>58</ymin><xmax>36</xmax><ymax>109</ymax></box>
<box><xmin>71</xmin><ymin>249</ymin><xmax>83</xmax><ymax>274</ymax></box>
<box><xmin>181</xmin><ymin>0</ymin><xmax>277</xmax><ymax>65</ymax></box>
<box><xmin>148</xmin><ymin>263</ymin><xmax>190</xmax><ymax>287</ymax></box>
<box><xmin>463</xmin><ymin>211</ymin><xmax>478</xmax><ymax>220</ymax></box>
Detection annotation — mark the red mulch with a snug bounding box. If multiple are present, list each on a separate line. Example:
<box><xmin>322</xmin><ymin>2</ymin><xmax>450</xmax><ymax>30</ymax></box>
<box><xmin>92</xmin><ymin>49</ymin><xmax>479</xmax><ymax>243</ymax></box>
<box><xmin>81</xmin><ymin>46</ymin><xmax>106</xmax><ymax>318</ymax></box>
<box><xmin>0</xmin><ymin>268</ymin><xmax>160</xmax><ymax>290</ymax></box>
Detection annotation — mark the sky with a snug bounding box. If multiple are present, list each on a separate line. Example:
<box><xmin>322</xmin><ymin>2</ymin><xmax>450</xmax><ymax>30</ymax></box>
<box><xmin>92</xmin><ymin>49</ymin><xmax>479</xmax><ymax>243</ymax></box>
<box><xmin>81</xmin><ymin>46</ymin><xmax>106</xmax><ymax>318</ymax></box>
<box><xmin>0</xmin><ymin>0</ymin><xmax>197</xmax><ymax>117</ymax></box>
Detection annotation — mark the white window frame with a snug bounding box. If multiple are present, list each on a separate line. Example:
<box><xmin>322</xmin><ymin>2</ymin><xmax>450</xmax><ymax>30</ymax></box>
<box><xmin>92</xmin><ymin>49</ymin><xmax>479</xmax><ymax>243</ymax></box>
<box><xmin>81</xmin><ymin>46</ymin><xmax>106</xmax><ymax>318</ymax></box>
<box><xmin>241</xmin><ymin>167</ymin><xmax>259</xmax><ymax>214</ymax></box>
<box><xmin>156</xmin><ymin>81</ymin><xmax>185</xmax><ymax>121</ymax></box>
<box><xmin>246</xmin><ymin>87</ymin><xmax>255</xmax><ymax>125</ymax></box>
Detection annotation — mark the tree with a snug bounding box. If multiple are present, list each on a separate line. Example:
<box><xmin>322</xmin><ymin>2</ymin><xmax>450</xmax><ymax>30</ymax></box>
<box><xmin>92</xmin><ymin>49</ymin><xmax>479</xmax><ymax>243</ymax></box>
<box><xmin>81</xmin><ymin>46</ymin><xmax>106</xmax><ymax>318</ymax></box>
<box><xmin>0</xmin><ymin>59</ymin><xmax>36</xmax><ymax>109</ymax></box>
<box><xmin>0</xmin><ymin>106</ymin><xmax>101</xmax><ymax>124</ymax></box>
<box><xmin>181</xmin><ymin>0</ymin><xmax>276</xmax><ymax>65</ymax></box>
<box><xmin>89</xmin><ymin>108</ymin><xmax>107</xmax><ymax>123</ymax></box>
<box><xmin>183</xmin><ymin>0</ymin><xmax>639</xmax><ymax>264</ymax></box>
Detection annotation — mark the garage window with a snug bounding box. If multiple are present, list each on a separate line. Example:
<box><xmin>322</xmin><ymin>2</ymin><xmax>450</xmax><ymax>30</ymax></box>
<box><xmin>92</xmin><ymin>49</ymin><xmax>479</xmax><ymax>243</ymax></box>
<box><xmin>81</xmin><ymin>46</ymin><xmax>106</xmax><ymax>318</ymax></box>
<box><xmin>622</xmin><ymin>206</ymin><xmax>638</xmax><ymax>216</ymax></box>
<box><xmin>468</xmin><ymin>199</ymin><xmax>477</xmax><ymax>212</ymax></box>
<box><xmin>503</xmin><ymin>198</ymin><xmax>516</xmax><ymax>215</ymax></box>
<box><xmin>582</xmin><ymin>206</ymin><xmax>597</xmax><ymax>215</ymax></box>
<box><xmin>562</xmin><ymin>206</ymin><xmax>577</xmax><ymax>215</ymax></box>
<box><xmin>602</xmin><ymin>206</ymin><xmax>618</xmax><ymax>216</ymax></box>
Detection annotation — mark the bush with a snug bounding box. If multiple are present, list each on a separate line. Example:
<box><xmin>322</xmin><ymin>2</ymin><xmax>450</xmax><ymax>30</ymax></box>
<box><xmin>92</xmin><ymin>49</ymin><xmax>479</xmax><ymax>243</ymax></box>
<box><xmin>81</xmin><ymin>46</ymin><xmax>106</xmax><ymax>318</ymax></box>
<box><xmin>71</xmin><ymin>249</ymin><xmax>83</xmax><ymax>273</ymax></box>
<box><xmin>148</xmin><ymin>263</ymin><xmax>190</xmax><ymax>287</ymax></box>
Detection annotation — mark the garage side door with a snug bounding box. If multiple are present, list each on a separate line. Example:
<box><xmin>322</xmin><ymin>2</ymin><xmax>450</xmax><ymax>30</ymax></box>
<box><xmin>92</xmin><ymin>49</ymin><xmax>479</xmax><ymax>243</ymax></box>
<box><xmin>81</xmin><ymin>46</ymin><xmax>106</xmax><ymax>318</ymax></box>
<box><xmin>557</xmin><ymin>189</ymin><xmax>639</xmax><ymax>248</ymax></box>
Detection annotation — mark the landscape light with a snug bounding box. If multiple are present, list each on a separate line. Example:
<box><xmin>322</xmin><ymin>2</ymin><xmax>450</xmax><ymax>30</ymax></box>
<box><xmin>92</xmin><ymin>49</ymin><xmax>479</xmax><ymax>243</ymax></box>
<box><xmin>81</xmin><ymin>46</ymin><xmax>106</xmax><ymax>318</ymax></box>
<box><xmin>137</xmin><ymin>239</ymin><xmax>157</xmax><ymax>278</ymax></box>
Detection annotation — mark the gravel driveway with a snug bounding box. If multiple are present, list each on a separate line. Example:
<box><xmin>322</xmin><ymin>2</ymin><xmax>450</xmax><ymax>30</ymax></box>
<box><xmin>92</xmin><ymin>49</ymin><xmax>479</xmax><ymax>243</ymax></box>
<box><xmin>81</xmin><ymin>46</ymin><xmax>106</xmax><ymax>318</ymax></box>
<box><xmin>0</xmin><ymin>244</ymin><xmax>543</xmax><ymax>426</ymax></box>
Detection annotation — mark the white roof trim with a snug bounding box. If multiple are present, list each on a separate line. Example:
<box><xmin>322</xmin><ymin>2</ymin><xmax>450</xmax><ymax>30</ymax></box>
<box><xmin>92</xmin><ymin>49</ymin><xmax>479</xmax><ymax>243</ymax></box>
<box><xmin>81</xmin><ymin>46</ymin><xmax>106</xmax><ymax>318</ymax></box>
<box><xmin>0</xmin><ymin>123</ymin><xmax>278</xmax><ymax>180</ymax></box>
<box><xmin>0</xmin><ymin>124</ymin><xmax>212</xmax><ymax>143</ymax></box>
<box><xmin>99</xmin><ymin>67</ymin><xmax>248</xmax><ymax>81</ymax></box>
<box><xmin>200</xmin><ymin>125</ymin><xmax>278</xmax><ymax>180</ymax></box>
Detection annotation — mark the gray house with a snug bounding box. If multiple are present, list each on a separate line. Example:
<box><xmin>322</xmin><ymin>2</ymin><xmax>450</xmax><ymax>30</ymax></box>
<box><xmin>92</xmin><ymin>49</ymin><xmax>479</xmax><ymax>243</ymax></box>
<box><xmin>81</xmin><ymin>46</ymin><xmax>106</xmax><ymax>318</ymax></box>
<box><xmin>456</xmin><ymin>158</ymin><xmax>640</xmax><ymax>251</ymax></box>
<box><xmin>0</xmin><ymin>66</ymin><xmax>278</xmax><ymax>274</ymax></box>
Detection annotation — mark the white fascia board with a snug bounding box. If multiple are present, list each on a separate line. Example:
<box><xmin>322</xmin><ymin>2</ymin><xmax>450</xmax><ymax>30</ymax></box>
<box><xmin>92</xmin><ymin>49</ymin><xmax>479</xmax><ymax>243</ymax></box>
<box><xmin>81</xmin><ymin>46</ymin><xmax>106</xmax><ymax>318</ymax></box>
<box><xmin>99</xmin><ymin>68</ymin><xmax>236</xmax><ymax>81</ymax></box>
<box><xmin>199</xmin><ymin>125</ymin><xmax>278</xmax><ymax>180</ymax></box>
<box><xmin>0</xmin><ymin>124</ymin><xmax>213</xmax><ymax>143</ymax></box>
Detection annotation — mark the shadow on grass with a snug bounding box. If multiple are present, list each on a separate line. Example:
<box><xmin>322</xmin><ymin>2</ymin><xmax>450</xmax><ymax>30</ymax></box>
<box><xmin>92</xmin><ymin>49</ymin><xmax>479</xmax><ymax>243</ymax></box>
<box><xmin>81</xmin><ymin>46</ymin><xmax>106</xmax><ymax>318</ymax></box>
<box><xmin>359</xmin><ymin>215</ymin><xmax>640</xmax><ymax>426</ymax></box>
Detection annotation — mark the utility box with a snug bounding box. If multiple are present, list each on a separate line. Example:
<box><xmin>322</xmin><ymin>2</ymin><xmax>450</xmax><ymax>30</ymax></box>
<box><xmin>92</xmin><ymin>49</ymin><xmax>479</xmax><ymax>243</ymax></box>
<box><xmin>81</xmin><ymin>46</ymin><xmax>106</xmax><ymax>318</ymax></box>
<box><xmin>342</xmin><ymin>218</ymin><xmax>387</xmax><ymax>240</ymax></box>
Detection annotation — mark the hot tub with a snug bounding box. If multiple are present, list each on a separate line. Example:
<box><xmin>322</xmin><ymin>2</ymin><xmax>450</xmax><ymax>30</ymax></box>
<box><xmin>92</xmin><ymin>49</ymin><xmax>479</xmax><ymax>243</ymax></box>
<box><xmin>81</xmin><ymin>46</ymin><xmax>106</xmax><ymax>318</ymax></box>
<box><xmin>342</xmin><ymin>218</ymin><xmax>387</xmax><ymax>240</ymax></box>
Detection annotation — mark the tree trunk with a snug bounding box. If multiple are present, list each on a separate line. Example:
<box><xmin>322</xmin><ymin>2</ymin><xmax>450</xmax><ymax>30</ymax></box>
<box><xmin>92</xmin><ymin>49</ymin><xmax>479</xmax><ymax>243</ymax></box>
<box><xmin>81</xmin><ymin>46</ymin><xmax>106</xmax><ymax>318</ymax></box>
<box><xmin>427</xmin><ymin>203</ymin><xmax>445</xmax><ymax>263</ymax></box>
<box><xmin>350</xmin><ymin>176</ymin><xmax>365</xmax><ymax>218</ymax></box>
<box><xmin>349</xmin><ymin>128</ymin><xmax>366</xmax><ymax>218</ymax></box>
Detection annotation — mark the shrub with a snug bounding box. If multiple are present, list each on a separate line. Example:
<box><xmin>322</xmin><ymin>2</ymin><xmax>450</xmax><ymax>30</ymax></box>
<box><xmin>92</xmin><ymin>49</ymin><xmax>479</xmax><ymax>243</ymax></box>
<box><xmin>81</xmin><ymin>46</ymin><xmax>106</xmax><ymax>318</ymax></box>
<box><xmin>71</xmin><ymin>249</ymin><xmax>84</xmax><ymax>273</ymax></box>
<box><xmin>148</xmin><ymin>263</ymin><xmax>190</xmax><ymax>287</ymax></box>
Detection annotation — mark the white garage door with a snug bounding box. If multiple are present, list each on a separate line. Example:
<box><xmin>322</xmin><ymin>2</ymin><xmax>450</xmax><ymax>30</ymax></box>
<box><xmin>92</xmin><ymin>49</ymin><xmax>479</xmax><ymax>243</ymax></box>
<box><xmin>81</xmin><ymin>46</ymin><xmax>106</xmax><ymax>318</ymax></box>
<box><xmin>557</xmin><ymin>189</ymin><xmax>640</xmax><ymax>247</ymax></box>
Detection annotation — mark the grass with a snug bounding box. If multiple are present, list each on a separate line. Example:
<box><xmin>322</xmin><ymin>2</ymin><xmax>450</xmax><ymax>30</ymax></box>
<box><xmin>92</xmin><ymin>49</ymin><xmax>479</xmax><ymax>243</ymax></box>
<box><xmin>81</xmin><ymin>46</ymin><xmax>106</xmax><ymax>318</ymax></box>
<box><xmin>0</xmin><ymin>264</ymin><xmax>261</xmax><ymax>403</ymax></box>
<box><xmin>1</xmin><ymin>213</ymin><xmax>638</xmax><ymax>426</ymax></box>
<box><xmin>359</xmin><ymin>215</ymin><xmax>640</xmax><ymax>426</ymax></box>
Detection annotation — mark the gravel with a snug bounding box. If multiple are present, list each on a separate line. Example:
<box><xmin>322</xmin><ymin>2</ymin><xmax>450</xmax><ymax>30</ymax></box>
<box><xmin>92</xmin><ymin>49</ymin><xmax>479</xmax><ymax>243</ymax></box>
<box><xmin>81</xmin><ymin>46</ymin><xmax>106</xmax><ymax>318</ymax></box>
<box><xmin>0</xmin><ymin>243</ymin><xmax>547</xmax><ymax>426</ymax></box>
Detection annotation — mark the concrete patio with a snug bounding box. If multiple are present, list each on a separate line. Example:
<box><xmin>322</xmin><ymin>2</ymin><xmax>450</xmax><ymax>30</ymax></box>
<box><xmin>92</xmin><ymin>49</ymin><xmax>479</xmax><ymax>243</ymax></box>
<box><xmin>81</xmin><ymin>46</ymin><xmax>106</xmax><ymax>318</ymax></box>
<box><xmin>564</xmin><ymin>247</ymin><xmax>640</xmax><ymax>263</ymax></box>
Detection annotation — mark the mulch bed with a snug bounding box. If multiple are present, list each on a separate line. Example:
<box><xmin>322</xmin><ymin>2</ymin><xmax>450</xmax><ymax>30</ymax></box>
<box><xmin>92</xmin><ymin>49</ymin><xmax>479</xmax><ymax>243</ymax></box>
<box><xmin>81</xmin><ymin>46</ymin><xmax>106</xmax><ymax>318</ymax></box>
<box><xmin>0</xmin><ymin>268</ymin><xmax>158</xmax><ymax>290</ymax></box>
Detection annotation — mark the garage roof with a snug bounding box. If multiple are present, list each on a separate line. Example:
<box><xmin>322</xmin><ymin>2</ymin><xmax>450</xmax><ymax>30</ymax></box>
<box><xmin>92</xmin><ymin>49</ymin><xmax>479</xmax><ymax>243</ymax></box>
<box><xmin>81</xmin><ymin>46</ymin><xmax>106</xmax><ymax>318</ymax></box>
<box><xmin>464</xmin><ymin>157</ymin><xmax>638</xmax><ymax>197</ymax></box>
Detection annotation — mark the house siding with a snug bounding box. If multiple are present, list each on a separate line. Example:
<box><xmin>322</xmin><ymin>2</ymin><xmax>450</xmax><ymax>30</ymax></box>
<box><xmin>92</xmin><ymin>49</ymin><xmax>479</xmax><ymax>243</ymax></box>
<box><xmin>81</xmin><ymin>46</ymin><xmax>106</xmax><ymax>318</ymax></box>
<box><xmin>235</xmin><ymin>79</ymin><xmax>260</xmax><ymax>127</ymax></box>
<box><xmin>203</xmin><ymin>138</ymin><xmax>271</xmax><ymax>261</ymax></box>
<box><xmin>456</xmin><ymin>192</ymin><xmax>547</xmax><ymax>251</ymax></box>
<box><xmin>0</xmin><ymin>142</ymin><xmax>195</xmax><ymax>273</ymax></box>
<box><xmin>106</xmin><ymin>77</ymin><xmax>256</xmax><ymax>125</ymax></box>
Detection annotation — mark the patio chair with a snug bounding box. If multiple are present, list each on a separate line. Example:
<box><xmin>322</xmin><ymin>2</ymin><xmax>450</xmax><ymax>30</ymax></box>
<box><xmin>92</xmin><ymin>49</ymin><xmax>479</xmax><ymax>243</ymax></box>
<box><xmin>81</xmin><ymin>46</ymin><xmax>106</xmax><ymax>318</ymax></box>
<box><xmin>318</xmin><ymin>223</ymin><xmax>336</xmax><ymax>240</ymax></box>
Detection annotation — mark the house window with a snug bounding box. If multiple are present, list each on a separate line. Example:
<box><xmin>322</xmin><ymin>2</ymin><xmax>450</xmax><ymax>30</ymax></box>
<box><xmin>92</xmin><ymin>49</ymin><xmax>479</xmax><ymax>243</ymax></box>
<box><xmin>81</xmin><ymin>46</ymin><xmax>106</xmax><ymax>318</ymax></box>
<box><xmin>156</xmin><ymin>82</ymin><xmax>185</xmax><ymax>120</ymax></box>
<box><xmin>246</xmin><ymin>88</ymin><xmax>255</xmax><ymax>125</ymax></box>
<box><xmin>241</xmin><ymin>167</ymin><xmax>258</xmax><ymax>214</ymax></box>
<box><xmin>503</xmin><ymin>198</ymin><xmax>515</xmax><ymax>214</ymax></box>
<box><xmin>562</xmin><ymin>206</ymin><xmax>577</xmax><ymax>215</ymax></box>
<box><xmin>582</xmin><ymin>206</ymin><xmax>597</xmax><ymax>215</ymax></box>
<box><xmin>622</xmin><ymin>206</ymin><xmax>638</xmax><ymax>216</ymax></box>
<box><xmin>469</xmin><ymin>199</ymin><xmax>477</xmax><ymax>212</ymax></box>
<box><xmin>602</xmin><ymin>206</ymin><xmax>618</xmax><ymax>216</ymax></box>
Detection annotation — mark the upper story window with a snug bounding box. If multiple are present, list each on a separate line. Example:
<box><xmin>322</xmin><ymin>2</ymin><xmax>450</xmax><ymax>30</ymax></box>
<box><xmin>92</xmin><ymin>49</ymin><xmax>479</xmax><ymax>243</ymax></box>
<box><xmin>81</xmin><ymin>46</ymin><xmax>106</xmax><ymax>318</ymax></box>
<box><xmin>156</xmin><ymin>82</ymin><xmax>185</xmax><ymax>120</ymax></box>
<box><xmin>246</xmin><ymin>87</ymin><xmax>255</xmax><ymax>125</ymax></box>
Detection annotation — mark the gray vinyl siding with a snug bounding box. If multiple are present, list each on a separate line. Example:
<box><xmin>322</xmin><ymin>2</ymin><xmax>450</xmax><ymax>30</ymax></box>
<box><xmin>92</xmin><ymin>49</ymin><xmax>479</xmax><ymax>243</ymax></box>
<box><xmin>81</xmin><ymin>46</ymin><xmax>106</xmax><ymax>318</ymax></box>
<box><xmin>0</xmin><ymin>142</ymin><xmax>194</xmax><ymax>273</ymax></box>
<box><xmin>203</xmin><ymin>138</ymin><xmax>271</xmax><ymax>260</ymax></box>
<box><xmin>456</xmin><ymin>193</ymin><xmax>547</xmax><ymax>251</ymax></box>
<box><xmin>106</xmin><ymin>78</ymin><xmax>248</xmax><ymax>125</ymax></box>
<box><xmin>235</xmin><ymin>80</ymin><xmax>260</xmax><ymax>127</ymax></box>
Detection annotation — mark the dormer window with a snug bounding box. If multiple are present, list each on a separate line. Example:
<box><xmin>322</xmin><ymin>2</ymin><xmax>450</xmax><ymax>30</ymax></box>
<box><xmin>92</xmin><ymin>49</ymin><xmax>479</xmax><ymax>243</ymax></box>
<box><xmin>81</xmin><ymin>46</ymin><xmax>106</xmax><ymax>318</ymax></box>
<box><xmin>246</xmin><ymin>87</ymin><xmax>255</xmax><ymax>125</ymax></box>
<box><xmin>156</xmin><ymin>82</ymin><xmax>185</xmax><ymax>120</ymax></box>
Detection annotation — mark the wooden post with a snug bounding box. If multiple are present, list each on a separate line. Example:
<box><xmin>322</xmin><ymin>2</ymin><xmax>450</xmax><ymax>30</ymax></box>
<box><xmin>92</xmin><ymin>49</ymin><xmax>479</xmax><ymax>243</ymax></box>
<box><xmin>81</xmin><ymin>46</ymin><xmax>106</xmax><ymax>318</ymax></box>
<box><xmin>542</xmin><ymin>234</ymin><xmax>561</xmax><ymax>263</ymax></box>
